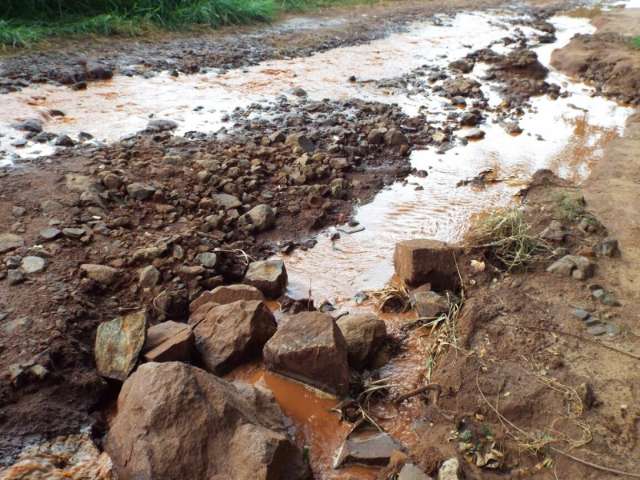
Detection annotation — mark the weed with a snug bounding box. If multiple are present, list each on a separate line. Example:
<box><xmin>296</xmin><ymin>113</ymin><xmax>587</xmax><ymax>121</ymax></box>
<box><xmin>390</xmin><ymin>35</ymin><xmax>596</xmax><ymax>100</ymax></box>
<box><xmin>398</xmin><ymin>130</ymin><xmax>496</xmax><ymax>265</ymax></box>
<box><xmin>633</xmin><ymin>36</ymin><xmax>640</xmax><ymax>50</ymax></box>
<box><xmin>470</xmin><ymin>208</ymin><xmax>549</xmax><ymax>271</ymax></box>
<box><xmin>554</xmin><ymin>192</ymin><xmax>586</xmax><ymax>222</ymax></box>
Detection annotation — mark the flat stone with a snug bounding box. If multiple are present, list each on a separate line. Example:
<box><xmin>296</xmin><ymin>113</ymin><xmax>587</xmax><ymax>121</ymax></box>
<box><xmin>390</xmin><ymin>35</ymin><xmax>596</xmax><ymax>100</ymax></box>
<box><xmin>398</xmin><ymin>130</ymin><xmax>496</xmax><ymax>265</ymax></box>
<box><xmin>398</xmin><ymin>463</ymin><xmax>433</xmax><ymax>480</ymax></box>
<box><xmin>584</xmin><ymin>317</ymin><xmax>602</xmax><ymax>327</ymax></box>
<box><xmin>62</xmin><ymin>227</ymin><xmax>85</xmax><ymax>238</ymax></box>
<box><xmin>143</xmin><ymin>321</ymin><xmax>194</xmax><ymax>363</ymax></box>
<box><xmin>39</xmin><ymin>227</ymin><xmax>62</xmax><ymax>241</ymax></box>
<box><xmin>94</xmin><ymin>310</ymin><xmax>147</xmax><ymax>381</ymax></box>
<box><xmin>333</xmin><ymin>430</ymin><xmax>402</xmax><ymax>468</ymax></box>
<box><xmin>264</xmin><ymin>311</ymin><xmax>349</xmax><ymax>395</ymax></box>
<box><xmin>394</xmin><ymin>239</ymin><xmax>461</xmax><ymax>290</ymax></box>
<box><xmin>80</xmin><ymin>264</ymin><xmax>120</xmax><ymax>286</ymax></box>
<box><xmin>0</xmin><ymin>233</ymin><xmax>24</xmax><ymax>254</ymax></box>
<box><xmin>244</xmin><ymin>260</ymin><xmax>288</xmax><ymax>299</ymax></box>
<box><xmin>587</xmin><ymin>324</ymin><xmax>608</xmax><ymax>336</ymax></box>
<box><xmin>460</xmin><ymin>128</ymin><xmax>485</xmax><ymax>140</ymax></box>
<box><xmin>211</xmin><ymin>193</ymin><xmax>242</xmax><ymax>210</ymax></box>
<box><xmin>21</xmin><ymin>256</ymin><xmax>46</xmax><ymax>274</ymax></box>
<box><xmin>572</xmin><ymin>308</ymin><xmax>590</xmax><ymax>321</ymax></box>
<box><xmin>127</xmin><ymin>182</ymin><xmax>156</xmax><ymax>201</ymax></box>
<box><xmin>190</xmin><ymin>284</ymin><xmax>264</xmax><ymax>314</ymax></box>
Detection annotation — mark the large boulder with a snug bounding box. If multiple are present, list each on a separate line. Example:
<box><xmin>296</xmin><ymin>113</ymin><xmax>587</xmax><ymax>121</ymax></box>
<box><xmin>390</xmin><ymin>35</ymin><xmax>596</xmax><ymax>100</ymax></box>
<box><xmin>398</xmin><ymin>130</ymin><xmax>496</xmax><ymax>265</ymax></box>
<box><xmin>190</xmin><ymin>284</ymin><xmax>264</xmax><ymax>314</ymax></box>
<box><xmin>336</xmin><ymin>313</ymin><xmax>387</xmax><ymax>370</ymax></box>
<box><xmin>142</xmin><ymin>321</ymin><xmax>194</xmax><ymax>363</ymax></box>
<box><xmin>244</xmin><ymin>260</ymin><xmax>288</xmax><ymax>298</ymax></box>
<box><xmin>106</xmin><ymin>362</ymin><xmax>309</xmax><ymax>480</ymax></box>
<box><xmin>190</xmin><ymin>300</ymin><xmax>276</xmax><ymax>374</ymax></box>
<box><xmin>94</xmin><ymin>310</ymin><xmax>147</xmax><ymax>381</ymax></box>
<box><xmin>263</xmin><ymin>312</ymin><xmax>350</xmax><ymax>395</ymax></box>
<box><xmin>393</xmin><ymin>239</ymin><xmax>461</xmax><ymax>290</ymax></box>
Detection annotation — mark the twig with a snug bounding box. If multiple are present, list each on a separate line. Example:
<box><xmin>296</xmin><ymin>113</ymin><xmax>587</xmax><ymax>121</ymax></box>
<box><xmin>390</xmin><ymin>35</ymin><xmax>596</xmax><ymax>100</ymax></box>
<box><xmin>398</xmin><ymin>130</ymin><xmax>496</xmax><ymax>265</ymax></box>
<box><xmin>394</xmin><ymin>383</ymin><xmax>441</xmax><ymax>405</ymax></box>
<box><xmin>476</xmin><ymin>373</ymin><xmax>640</xmax><ymax>478</ymax></box>
<box><xmin>497</xmin><ymin>321</ymin><xmax>640</xmax><ymax>361</ymax></box>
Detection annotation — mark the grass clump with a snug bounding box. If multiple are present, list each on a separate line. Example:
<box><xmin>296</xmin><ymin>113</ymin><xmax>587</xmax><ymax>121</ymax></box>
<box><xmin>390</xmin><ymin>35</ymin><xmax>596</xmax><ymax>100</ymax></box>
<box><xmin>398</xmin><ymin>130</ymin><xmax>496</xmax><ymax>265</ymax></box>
<box><xmin>471</xmin><ymin>207</ymin><xmax>548</xmax><ymax>271</ymax></box>
<box><xmin>632</xmin><ymin>36</ymin><xmax>640</xmax><ymax>50</ymax></box>
<box><xmin>0</xmin><ymin>0</ymin><xmax>372</xmax><ymax>47</ymax></box>
<box><xmin>554</xmin><ymin>192</ymin><xmax>586</xmax><ymax>222</ymax></box>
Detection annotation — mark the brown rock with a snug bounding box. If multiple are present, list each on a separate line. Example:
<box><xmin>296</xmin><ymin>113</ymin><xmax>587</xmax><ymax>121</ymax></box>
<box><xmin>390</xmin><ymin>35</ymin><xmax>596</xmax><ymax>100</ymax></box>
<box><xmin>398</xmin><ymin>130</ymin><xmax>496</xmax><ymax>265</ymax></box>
<box><xmin>192</xmin><ymin>300</ymin><xmax>276</xmax><ymax>374</ymax></box>
<box><xmin>190</xmin><ymin>284</ymin><xmax>264</xmax><ymax>313</ymax></box>
<box><xmin>263</xmin><ymin>312</ymin><xmax>349</xmax><ymax>395</ymax></box>
<box><xmin>106</xmin><ymin>362</ymin><xmax>309</xmax><ymax>480</ymax></box>
<box><xmin>393</xmin><ymin>239</ymin><xmax>461</xmax><ymax>290</ymax></box>
<box><xmin>80</xmin><ymin>264</ymin><xmax>121</xmax><ymax>286</ymax></box>
<box><xmin>336</xmin><ymin>313</ymin><xmax>387</xmax><ymax>370</ymax></box>
<box><xmin>143</xmin><ymin>321</ymin><xmax>193</xmax><ymax>363</ymax></box>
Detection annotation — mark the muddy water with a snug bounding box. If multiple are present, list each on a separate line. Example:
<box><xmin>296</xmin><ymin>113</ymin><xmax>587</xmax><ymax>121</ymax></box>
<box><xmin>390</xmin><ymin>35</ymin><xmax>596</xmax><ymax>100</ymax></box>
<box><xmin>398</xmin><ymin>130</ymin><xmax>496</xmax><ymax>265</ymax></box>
<box><xmin>2</xmin><ymin>2</ymin><xmax>638</xmax><ymax>479</ymax></box>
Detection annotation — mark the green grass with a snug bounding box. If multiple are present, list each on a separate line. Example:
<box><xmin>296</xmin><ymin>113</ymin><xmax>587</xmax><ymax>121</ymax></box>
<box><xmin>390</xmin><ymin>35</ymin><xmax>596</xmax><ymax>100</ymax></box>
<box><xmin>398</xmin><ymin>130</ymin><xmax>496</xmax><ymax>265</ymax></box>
<box><xmin>632</xmin><ymin>36</ymin><xmax>640</xmax><ymax>50</ymax></box>
<box><xmin>0</xmin><ymin>0</ymin><xmax>368</xmax><ymax>48</ymax></box>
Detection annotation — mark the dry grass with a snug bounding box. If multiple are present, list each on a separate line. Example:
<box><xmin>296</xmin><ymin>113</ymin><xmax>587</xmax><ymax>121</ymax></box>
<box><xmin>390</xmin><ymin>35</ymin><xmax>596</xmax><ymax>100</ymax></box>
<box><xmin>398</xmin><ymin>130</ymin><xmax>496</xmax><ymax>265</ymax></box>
<box><xmin>470</xmin><ymin>207</ymin><xmax>549</xmax><ymax>271</ymax></box>
<box><xmin>368</xmin><ymin>282</ymin><xmax>411</xmax><ymax>313</ymax></box>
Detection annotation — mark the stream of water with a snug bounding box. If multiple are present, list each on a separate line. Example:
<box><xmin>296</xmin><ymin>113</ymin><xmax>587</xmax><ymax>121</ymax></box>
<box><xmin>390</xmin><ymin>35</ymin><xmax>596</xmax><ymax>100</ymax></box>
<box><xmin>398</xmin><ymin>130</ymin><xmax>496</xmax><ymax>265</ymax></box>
<box><xmin>1</xmin><ymin>2</ymin><xmax>637</xmax><ymax>479</ymax></box>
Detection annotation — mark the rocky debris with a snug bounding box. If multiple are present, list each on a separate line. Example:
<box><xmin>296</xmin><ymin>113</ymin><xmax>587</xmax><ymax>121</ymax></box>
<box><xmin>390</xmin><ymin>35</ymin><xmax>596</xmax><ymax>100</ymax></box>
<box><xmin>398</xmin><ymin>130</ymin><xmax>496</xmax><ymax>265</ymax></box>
<box><xmin>7</xmin><ymin>270</ymin><xmax>25</xmax><ymax>285</ymax></box>
<box><xmin>590</xmin><ymin>285</ymin><xmax>620</xmax><ymax>306</ymax></box>
<box><xmin>54</xmin><ymin>134</ymin><xmax>75</xmax><ymax>147</ymax></box>
<box><xmin>336</xmin><ymin>313</ymin><xmax>387</xmax><ymax>370</ymax></box>
<box><xmin>449</xmin><ymin>58</ymin><xmax>474</xmax><ymax>73</ymax></box>
<box><xmin>80</xmin><ymin>264</ymin><xmax>121</xmax><ymax>286</ymax></box>
<box><xmin>190</xmin><ymin>300</ymin><xmax>276</xmax><ymax>374</ymax></box>
<box><xmin>94</xmin><ymin>310</ymin><xmax>147</xmax><ymax>381</ymax></box>
<box><xmin>0</xmin><ymin>233</ymin><xmax>24</xmax><ymax>254</ymax></box>
<box><xmin>437</xmin><ymin>458</ymin><xmax>460</xmax><ymax>480</ymax></box>
<box><xmin>146</xmin><ymin>118</ymin><xmax>178</xmax><ymax>132</ymax></box>
<box><xmin>264</xmin><ymin>311</ymin><xmax>350</xmax><ymax>395</ymax></box>
<box><xmin>190</xmin><ymin>284</ymin><xmax>264</xmax><ymax>313</ymax></box>
<box><xmin>244</xmin><ymin>260</ymin><xmax>288</xmax><ymax>298</ymax></box>
<box><xmin>106</xmin><ymin>362</ymin><xmax>309</xmax><ymax>480</ymax></box>
<box><xmin>20</xmin><ymin>256</ymin><xmax>47</xmax><ymax>274</ymax></box>
<box><xmin>394</xmin><ymin>239</ymin><xmax>461</xmax><ymax>290</ymax></box>
<box><xmin>38</xmin><ymin>227</ymin><xmax>62</xmax><ymax>241</ymax></box>
<box><xmin>239</xmin><ymin>204</ymin><xmax>276</xmax><ymax>232</ymax></box>
<box><xmin>441</xmin><ymin>76</ymin><xmax>483</xmax><ymax>99</ymax></box>
<box><xmin>411</xmin><ymin>289</ymin><xmax>448</xmax><ymax>318</ymax></box>
<box><xmin>333</xmin><ymin>429</ymin><xmax>403</xmax><ymax>468</ymax></box>
<box><xmin>546</xmin><ymin>255</ymin><xmax>594</xmax><ymax>280</ymax></box>
<box><xmin>138</xmin><ymin>265</ymin><xmax>161</xmax><ymax>288</ymax></box>
<box><xmin>211</xmin><ymin>193</ymin><xmax>242</xmax><ymax>209</ymax></box>
<box><xmin>142</xmin><ymin>321</ymin><xmax>194</xmax><ymax>362</ymax></box>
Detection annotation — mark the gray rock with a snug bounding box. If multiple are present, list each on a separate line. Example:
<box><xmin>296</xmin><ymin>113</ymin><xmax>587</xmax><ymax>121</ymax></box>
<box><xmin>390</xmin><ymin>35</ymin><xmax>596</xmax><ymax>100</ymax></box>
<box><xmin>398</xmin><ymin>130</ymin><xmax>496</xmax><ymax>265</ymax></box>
<box><xmin>11</xmin><ymin>206</ymin><xmax>26</xmax><ymax>217</ymax></box>
<box><xmin>21</xmin><ymin>256</ymin><xmax>46</xmax><ymax>274</ymax></box>
<box><xmin>244</xmin><ymin>260</ymin><xmax>288</xmax><ymax>298</ymax></box>
<box><xmin>384</xmin><ymin>129</ymin><xmax>409</xmax><ymax>146</ymax></box>
<box><xmin>211</xmin><ymin>193</ymin><xmax>242</xmax><ymax>210</ymax></box>
<box><xmin>94</xmin><ymin>310</ymin><xmax>147</xmax><ymax>381</ymax></box>
<box><xmin>239</xmin><ymin>204</ymin><xmax>276</xmax><ymax>232</ymax></box>
<box><xmin>7</xmin><ymin>270</ymin><xmax>25</xmax><ymax>285</ymax></box>
<box><xmin>39</xmin><ymin>227</ymin><xmax>62</xmax><ymax>241</ymax></box>
<box><xmin>546</xmin><ymin>255</ymin><xmax>593</xmax><ymax>279</ymax></box>
<box><xmin>540</xmin><ymin>220</ymin><xmax>566</xmax><ymax>242</ymax></box>
<box><xmin>333</xmin><ymin>430</ymin><xmax>402</xmax><ymax>468</ymax></box>
<box><xmin>398</xmin><ymin>463</ymin><xmax>433</xmax><ymax>480</ymax></box>
<box><xmin>460</xmin><ymin>128</ymin><xmax>485</xmax><ymax>140</ymax></box>
<box><xmin>15</xmin><ymin>118</ymin><xmax>43</xmax><ymax>133</ymax></box>
<box><xmin>146</xmin><ymin>119</ymin><xmax>178</xmax><ymax>132</ymax></box>
<box><xmin>286</xmin><ymin>133</ymin><xmax>315</xmax><ymax>153</ymax></box>
<box><xmin>196</xmin><ymin>252</ymin><xmax>218</xmax><ymax>269</ymax></box>
<box><xmin>127</xmin><ymin>182</ymin><xmax>156</xmax><ymax>201</ymax></box>
<box><xmin>572</xmin><ymin>308</ymin><xmax>590</xmax><ymax>321</ymax></box>
<box><xmin>54</xmin><ymin>134</ymin><xmax>75</xmax><ymax>147</ymax></box>
<box><xmin>62</xmin><ymin>227</ymin><xmax>85</xmax><ymax>238</ymax></box>
<box><xmin>587</xmin><ymin>324</ymin><xmax>608</xmax><ymax>336</ymax></box>
<box><xmin>139</xmin><ymin>265</ymin><xmax>161</xmax><ymax>288</ymax></box>
<box><xmin>0</xmin><ymin>233</ymin><xmax>24</xmax><ymax>254</ymax></box>
<box><xmin>80</xmin><ymin>263</ymin><xmax>120</xmax><ymax>286</ymax></box>
<box><xmin>438</xmin><ymin>458</ymin><xmax>460</xmax><ymax>480</ymax></box>
<box><xmin>595</xmin><ymin>237</ymin><xmax>619</xmax><ymax>257</ymax></box>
